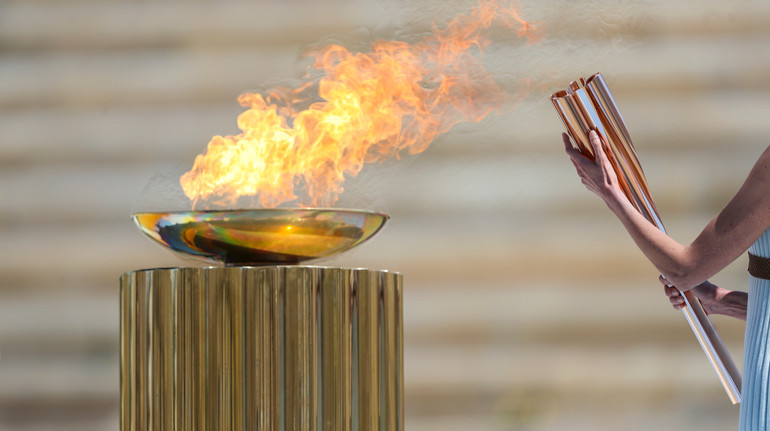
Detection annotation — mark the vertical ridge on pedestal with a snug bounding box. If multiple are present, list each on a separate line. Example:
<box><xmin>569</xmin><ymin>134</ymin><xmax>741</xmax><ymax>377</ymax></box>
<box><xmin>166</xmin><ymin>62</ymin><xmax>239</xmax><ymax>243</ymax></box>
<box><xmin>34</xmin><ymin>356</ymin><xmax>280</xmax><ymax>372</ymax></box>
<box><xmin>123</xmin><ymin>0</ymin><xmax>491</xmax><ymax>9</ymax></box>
<box><xmin>382</xmin><ymin>271</ymin><xmax>403</xmax><ymax>431</ymax></box>
<box><xmin>119</xmin><ymin>271</ymin><xmax>135</xmax><ymax>431</ymax></box>
<box><xmin>223</xmin><ymin>268</ymin><xmax>245</xmax><ymax>431</ymax></box>
<box><xmin>356</xmin><ymin>270</ymin><xmax>379</xmax><ymax>431</ymax></box>
<box><xmin>244</xmin><ymin>266</ymin><xmax>284</xmax><ymax>430</ymax></box>
<box><xmin>284</xmin><ymin>267</ymin><xmax>318</xmax><ymax>431</ymax></box>
<box><xmin>320</xmin><ymin>268</ymin><xmax>353</xmax><ymax>431</ymax></box>
<box><xmin>204</xmin><ymin>268</ymin><xmax>221</xmax><ymax>429</ymax></box>
<box><xmin>135</xmin><ymin>270</ymin><xmax>149</xmax><ymax>431</ymax></box>
<box><xmin>149</xmin><ymin>270</ymin><xmax>174</xmax><ymax>431</ymax></box>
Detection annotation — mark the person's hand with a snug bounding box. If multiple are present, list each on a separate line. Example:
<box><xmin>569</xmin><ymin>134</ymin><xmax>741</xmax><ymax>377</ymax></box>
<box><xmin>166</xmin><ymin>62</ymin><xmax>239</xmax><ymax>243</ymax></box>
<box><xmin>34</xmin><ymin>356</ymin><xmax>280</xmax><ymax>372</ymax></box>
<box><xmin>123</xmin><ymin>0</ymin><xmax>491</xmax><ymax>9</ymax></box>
<box><xmin>660</xmin><ymin>275</ymin><xmax>748</xmax><ymax>320</ymax></box>
<box><xmin>563</xmin><ymin>130</ymin><xmax>625</xmax><ymax>204</ymax></box>
<box><xmin>662</xmin><ymin>277</ymin><xmax>688</xmax><ymax>310</ymax></box>
<box><xmin>660</xmin><ymin>275</ymin><xmax>718</xmax><ymax>314</ymax></box>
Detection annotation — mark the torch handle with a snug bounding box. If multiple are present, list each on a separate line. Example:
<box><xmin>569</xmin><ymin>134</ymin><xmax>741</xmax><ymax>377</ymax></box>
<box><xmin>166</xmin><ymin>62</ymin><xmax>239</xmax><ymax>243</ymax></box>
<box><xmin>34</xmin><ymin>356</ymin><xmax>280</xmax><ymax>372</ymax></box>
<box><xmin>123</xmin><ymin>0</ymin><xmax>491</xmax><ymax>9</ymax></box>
<box><xmin>679</xmin><ymin>288</ymin><xmax>742</xmax><ymax>404</ymax></box>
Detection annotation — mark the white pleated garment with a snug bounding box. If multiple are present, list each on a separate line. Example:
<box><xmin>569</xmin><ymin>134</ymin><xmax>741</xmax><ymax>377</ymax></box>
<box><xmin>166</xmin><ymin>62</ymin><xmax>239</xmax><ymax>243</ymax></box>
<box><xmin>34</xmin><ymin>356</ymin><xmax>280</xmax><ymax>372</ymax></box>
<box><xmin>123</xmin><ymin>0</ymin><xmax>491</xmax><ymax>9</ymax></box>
<box><xmin>740</xmin><ymin>228</ymin><xmax>770</xmax><ymax>430</ymax></box>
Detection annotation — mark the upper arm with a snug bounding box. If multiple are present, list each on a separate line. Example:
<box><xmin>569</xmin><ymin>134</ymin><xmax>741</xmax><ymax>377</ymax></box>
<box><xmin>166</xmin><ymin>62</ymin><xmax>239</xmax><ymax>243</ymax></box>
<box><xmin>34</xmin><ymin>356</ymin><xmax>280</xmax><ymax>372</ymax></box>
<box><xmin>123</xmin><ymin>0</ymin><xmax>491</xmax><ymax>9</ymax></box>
<box><xmin>687</xmin><ymin>145</ymin><xmax>770</xmax><ymax>279</ymax></box>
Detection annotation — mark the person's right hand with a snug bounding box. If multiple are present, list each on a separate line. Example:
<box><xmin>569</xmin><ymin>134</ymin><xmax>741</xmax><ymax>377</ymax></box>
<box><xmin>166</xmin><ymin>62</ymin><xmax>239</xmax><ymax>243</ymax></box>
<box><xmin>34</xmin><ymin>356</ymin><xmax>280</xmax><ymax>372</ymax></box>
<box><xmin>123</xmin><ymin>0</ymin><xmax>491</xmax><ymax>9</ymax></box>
<box><xmin>563</xmin><ymin>130</ymin><xmax>626</xmax><ymax>206</ymax></box>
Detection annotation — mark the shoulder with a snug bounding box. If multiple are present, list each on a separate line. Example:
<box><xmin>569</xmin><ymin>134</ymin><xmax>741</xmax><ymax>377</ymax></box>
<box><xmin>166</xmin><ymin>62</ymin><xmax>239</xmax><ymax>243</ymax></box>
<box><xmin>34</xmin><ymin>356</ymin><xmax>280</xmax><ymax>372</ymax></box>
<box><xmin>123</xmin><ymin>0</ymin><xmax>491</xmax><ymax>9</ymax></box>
<box><xmin>742</xmin><ymin>145</ymin><xmax>770</xmax><ymax>194</ymax></box>
<box><xmin>721</xmin><ymin>145</ymin><xmax>770</xmax><ymax>237</ymax></box>
<box><xmin>708</xmin><ymin>145</ymin><xmax>770</xmax><ymax>240</ymax></box>
<box><xmin>755</xmin><ymin>145</ymin><xmax>770</xmax><ymax>166</ymax></box>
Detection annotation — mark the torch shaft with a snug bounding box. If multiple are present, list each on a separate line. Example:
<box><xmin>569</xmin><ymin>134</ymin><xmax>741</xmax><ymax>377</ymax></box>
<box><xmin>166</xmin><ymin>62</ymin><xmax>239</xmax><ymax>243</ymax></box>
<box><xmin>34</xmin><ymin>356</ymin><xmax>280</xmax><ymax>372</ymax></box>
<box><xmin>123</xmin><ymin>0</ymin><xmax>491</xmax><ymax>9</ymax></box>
<box><xmin>681</xmin><ymin>290</ymin><xmax>743</xmax><ymax>404</ymax></box>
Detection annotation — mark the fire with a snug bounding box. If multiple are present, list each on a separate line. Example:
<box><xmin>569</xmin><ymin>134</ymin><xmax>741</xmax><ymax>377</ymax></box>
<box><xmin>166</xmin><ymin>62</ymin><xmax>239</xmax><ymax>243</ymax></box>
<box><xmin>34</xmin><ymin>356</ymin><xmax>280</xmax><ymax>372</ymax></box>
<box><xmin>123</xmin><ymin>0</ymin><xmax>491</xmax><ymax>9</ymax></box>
<box><xmin>180</xmin><ymin>0</ymin><xmax>540</xmax><ymax>208</ymax></box>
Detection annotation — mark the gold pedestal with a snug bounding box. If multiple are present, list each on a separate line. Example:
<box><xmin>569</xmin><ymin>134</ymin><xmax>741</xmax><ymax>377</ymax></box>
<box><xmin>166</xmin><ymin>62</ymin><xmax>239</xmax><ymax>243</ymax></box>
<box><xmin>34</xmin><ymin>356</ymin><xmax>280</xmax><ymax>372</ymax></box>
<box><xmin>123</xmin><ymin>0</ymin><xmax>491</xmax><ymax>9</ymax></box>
<box><xmin>119</xmin><ymin>266</ymin><xmax>403</xmax><ymax>430</ymax></box>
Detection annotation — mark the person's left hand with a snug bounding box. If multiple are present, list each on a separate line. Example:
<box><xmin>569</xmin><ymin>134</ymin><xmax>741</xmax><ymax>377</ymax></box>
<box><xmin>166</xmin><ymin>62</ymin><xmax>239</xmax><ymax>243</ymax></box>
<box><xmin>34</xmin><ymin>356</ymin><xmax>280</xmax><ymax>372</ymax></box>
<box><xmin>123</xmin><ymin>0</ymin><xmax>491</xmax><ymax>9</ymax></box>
<box><xmin>660</xmin><ymin>275</ymin><xmax>719</xmax><ymax>314</ymax></box>
<box><xmin>661</xmin><ymin>275</ymin><xmax>689</xmax><ymax>310</ymax></box>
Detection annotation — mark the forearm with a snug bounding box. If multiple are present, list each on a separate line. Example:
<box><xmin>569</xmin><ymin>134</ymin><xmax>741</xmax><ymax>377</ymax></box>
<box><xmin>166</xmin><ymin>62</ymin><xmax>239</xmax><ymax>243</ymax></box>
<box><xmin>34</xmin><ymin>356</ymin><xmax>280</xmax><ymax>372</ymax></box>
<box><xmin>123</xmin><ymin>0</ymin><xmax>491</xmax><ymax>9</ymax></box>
<box><xmin>709</xmin><ymin>288</ymin><xmax>748</xmax><ymax>320</ymax></box>
<box><xmin>565</xmin><ymin>131</ymin><xmax>769</xmax><ymax>291</ymax></box>
<box><xmin>605</xmin><ymin>192</ymin><xmax>704</xmax><ymax>290</ymax></box>
<box><xmin>693</xmin><ymin>283</ymin><xmax>748</xmax><ymax>321</ymax></box>
<box><xmin>665</xmin><ymin>280</ymin><xmax>748</xmax><ymax>320</ymax></box>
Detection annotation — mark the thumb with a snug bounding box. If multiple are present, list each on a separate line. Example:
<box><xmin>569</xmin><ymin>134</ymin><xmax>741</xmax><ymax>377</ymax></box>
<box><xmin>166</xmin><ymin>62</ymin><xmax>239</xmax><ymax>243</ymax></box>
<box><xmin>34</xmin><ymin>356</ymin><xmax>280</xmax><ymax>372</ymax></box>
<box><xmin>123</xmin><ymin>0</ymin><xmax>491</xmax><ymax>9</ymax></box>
<box><xmin>589</xmin><ymin>129</ymin><xmax>618</xmax><ymax>172</ymax></box>
<box><xmin>588</xmin><ymin>129</ymin><xmax>605</xmax><ymax>159</ymax></box>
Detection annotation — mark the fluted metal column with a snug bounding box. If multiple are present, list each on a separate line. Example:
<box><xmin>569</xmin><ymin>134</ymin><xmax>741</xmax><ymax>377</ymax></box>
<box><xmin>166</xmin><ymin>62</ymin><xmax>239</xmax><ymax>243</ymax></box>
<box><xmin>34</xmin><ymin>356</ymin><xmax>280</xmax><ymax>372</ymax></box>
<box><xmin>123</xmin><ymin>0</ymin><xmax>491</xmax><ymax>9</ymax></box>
<box><xmin>120</xmin><ymin>266</ymin><xmax>403</xmax><ymax>431</ymax></box>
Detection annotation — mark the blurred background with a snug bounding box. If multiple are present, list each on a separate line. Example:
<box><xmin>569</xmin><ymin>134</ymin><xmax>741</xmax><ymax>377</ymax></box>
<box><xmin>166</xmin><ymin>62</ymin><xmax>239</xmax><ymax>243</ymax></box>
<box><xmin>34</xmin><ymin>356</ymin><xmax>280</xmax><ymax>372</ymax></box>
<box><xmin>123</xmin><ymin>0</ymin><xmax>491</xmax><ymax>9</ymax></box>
<box><xmin>2</xmin><ymin>0</ymin><xmax>769</xmax><ymax>429</ymax></box>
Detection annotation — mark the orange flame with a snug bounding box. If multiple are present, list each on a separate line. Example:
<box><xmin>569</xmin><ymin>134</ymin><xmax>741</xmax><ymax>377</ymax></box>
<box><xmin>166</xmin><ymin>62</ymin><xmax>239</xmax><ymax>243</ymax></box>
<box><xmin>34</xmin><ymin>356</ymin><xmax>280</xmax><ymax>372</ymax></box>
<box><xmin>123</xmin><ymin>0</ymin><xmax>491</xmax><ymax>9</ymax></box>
<box><xmin>180</xmin><ymin>0</ymin><xmax>540</xmax><ymax>208</ymax></box>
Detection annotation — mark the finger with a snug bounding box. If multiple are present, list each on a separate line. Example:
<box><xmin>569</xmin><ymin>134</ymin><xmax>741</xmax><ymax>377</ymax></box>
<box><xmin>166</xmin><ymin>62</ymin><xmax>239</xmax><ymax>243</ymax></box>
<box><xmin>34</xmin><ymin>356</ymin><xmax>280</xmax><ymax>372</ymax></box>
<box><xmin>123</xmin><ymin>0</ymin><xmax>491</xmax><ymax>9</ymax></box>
<box><xmin>668</xmin><ymin>291</ymin><xmax>682</xmax><ymax>301</ymax></box>
<box><xmin>588</xmin><ymin>130</ymin><xmax>604</xmax><ymax>159</ymax></box>
<box><xmin>664</xmin><ymin>285</ymin><xmax>680</xmax><ymax>298</ymax></box>
<box><xmin>589</xmin><ymin>130</ymin><xmax>617</xmax><ymax>171</ymax></box>
<box><xmin>670</xmin><ymin>295</ymin><xmax>685</xmax><ymax>306</ymax></box>
<box><xmin>665</xmin><ymin>287</ymin><xmax>684</xmax><ymax>303</ymax></box>
<box><xmin>672</xmin><ymin>300</ymin><xmax>686</xmax><ymax>310</ymax></box>
<box><xmin>563</xmin><ymin>133</ymin><xmax>584</xmax><ymax>159</ymax></box>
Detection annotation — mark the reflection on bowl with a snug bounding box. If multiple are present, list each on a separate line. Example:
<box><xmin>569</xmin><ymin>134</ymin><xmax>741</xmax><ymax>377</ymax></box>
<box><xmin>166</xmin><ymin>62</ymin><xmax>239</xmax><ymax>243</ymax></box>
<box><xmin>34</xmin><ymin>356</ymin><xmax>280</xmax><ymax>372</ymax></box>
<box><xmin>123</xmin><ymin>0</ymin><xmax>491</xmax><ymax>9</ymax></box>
<box><xmin>132</xmin><ymin>208</ymin><xmax>389</xmax><ymax>265</ymax></box>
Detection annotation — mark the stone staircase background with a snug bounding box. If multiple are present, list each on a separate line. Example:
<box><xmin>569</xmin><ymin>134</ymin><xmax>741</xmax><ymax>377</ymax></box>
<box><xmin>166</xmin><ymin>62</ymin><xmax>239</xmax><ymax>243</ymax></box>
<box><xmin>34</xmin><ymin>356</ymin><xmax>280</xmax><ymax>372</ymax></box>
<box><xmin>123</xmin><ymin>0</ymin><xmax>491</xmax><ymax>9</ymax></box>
<box><xmin>2</xmin><ymin>0</ymin><xmax>769</xmax><ymax>429</ymax></box>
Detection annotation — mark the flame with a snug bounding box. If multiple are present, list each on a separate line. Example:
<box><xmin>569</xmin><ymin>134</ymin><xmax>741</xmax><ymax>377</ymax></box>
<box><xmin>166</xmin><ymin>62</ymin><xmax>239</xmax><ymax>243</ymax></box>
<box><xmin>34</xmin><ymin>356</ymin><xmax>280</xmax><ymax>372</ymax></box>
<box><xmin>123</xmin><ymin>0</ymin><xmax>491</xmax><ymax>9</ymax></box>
<box><xmin>180</xmin><ymin>0</ymin><xmax>540</xmax><ymax>208</ymax></box>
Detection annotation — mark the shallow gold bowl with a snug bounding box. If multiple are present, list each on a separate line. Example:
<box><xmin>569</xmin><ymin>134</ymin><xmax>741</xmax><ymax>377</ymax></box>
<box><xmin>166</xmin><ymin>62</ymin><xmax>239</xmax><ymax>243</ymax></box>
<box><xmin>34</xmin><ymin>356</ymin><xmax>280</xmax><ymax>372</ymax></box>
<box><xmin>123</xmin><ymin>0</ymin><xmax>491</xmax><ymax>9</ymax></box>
<box><xmin>132</xmin><ymin>208</ymin><xmax>389</xmax><ymax>265</ymax></box>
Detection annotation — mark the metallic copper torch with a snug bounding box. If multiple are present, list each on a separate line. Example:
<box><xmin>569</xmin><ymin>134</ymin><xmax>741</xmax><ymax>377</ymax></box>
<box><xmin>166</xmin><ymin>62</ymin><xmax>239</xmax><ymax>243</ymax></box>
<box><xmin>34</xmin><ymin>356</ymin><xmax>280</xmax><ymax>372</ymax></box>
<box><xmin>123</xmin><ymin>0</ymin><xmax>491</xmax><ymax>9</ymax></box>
<box><xmin>552</xmin><ymin>73</ymin><xmax>742</xmax><ymax>404</ymax></box>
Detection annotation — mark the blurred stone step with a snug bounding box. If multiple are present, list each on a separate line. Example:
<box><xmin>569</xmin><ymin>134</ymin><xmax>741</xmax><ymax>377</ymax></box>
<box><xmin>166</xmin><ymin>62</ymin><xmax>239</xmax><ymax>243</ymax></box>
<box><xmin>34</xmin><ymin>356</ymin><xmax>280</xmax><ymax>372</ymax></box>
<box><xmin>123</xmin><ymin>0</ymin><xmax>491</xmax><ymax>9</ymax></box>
<box><xmin>3</xmin><ymin>0</ymin><xmax>769</xmax><ymax>53</ymax></box>
<box><xmin>0</xmin><ymin>47</ymin><xmax>302</xmax><ymax>110</ymax></box>
<box><xmin>2</xmin><ymin>3</ymin><xmax>770</xmax><ymax>109</ymax></box>
<box><xmin>0</xmin><ymin>0</ymin><xmax>384</xmax><ymax>51</ymax></box>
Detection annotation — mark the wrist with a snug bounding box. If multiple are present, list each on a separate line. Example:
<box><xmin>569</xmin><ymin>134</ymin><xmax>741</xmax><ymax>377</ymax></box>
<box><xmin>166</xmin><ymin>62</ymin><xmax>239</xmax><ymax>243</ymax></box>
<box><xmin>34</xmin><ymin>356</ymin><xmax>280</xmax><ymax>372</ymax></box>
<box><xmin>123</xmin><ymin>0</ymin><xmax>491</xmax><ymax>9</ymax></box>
<box><xmin>603</xmin><ymin>188</ymin><xmax>628</xmax><ymax>212</ymax></box>
<box><xmin>705</xmin><ymin>287</ymin><xmax>747</xmax><ymax>320</ymax></box>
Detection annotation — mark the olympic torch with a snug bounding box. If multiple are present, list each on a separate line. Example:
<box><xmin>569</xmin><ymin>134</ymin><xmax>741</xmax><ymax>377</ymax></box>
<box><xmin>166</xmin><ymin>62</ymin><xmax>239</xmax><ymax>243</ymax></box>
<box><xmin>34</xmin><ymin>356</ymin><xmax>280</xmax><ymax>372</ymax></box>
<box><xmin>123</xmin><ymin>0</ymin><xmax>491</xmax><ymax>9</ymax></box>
<box><xmin>551</xmin><ymin>73</ymin><xmax>742</xmax><ymax>404</ymax></box>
